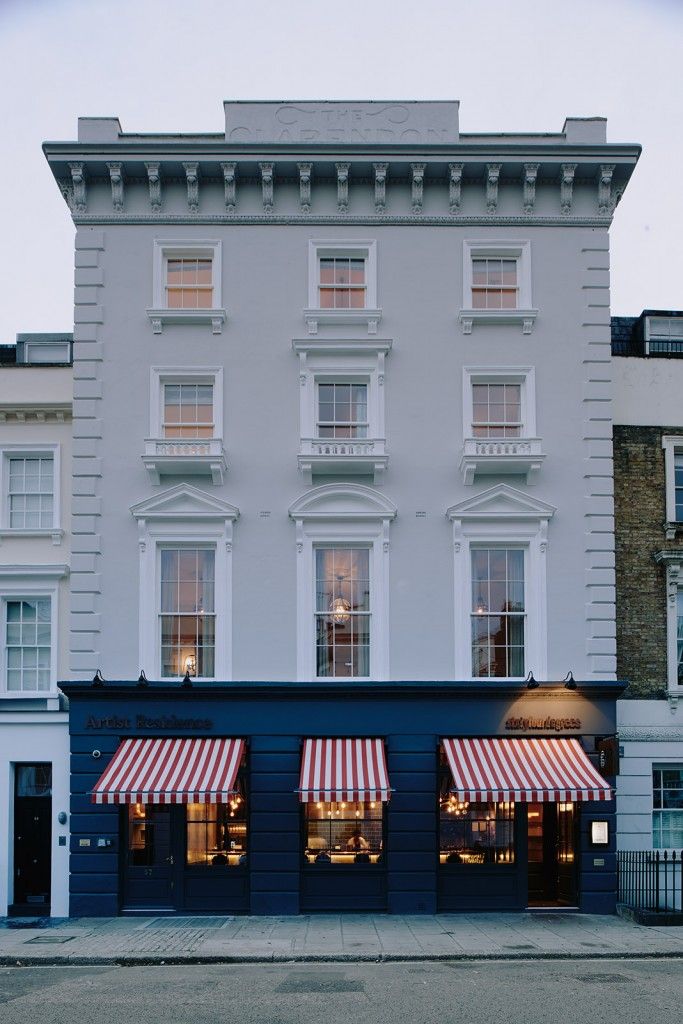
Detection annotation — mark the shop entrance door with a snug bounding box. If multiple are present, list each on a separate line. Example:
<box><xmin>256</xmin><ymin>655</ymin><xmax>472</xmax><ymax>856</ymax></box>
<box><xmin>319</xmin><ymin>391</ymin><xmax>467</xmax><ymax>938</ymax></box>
<box><xmin>527</xmin><ymin>802</ymin><xmax>578</xmax><ymax>907</ymax></box>
<box><xmin>12</xmin><ymin>764</ymin><xmax>52</xmax><ymax>915</ymax></box>
<box><xmin>122</xmin><ymin>804</ymin><xmax>177</xmax><ymax>911</ymax></box>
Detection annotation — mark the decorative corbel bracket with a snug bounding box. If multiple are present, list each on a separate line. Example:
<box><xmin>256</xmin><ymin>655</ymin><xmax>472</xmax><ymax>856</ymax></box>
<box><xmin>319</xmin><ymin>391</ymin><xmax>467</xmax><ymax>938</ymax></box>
<box><xmin>598</xmin><ymin>164</ymin><xmax>615</xmax><ymax>215</ymax></box>
<box><xmin>182</xmin><ymin>162</ymin><xmax>199</xmax><ymax>213</ymax></box>
<box><xmin>259</xmin><ymin>162</ymin><xmax>274</xmax><ymax>213</ymax></box>
<box><xmin>336</xmin><ymin>163</ymin><xmax>350</xmax><ymax>214</ymax></box>
<box><xmin>145</xmin><ymin>162</ymin><xmax>161</xmax><ymax>212</ymax></box>
<box><xmin>486</xmin><ymin>163</ymin><xmax>501</xmax><ymax>213</ymax></box>
<box><xmin>220</xmin><ymin>162</ymin><xmax>237</xmax><ymax>212</ymax></box>
<box><xmin>373</xmin><ymin>163</ymin><xmax>387</xmax><ymax>213</ymax></box>
<box><xmin>523</xmin><ymin>163</ymin><xmax>539</xmax><ymax>215</ymax></box>
<box><xmin>106</xmin><ymin>162</ymin><xmax>124</xmax><ymax>212</ymax></box>
<box><xmin>411</xmin><ymin>163</ymin><xmax>425</xmax><ymax>213</ymax></box>
<box><xmin>68</xmin><ymin>162</ymin><xmax>87</xmax><ymax>214</ymax></box>
<box><xmin>449</xmin><ymin>163</ymin><xmax>463</xmax><ymax>214</ymax></box>
<box><xmin>297</xmin><ymin>162</ymin><xmax>312</xmax><ymax>213</ymax></box>
<box><xmin>560</xmin><ymin>163</ymin><xmax>576</xmax><ymax>215</ymax></box>
<box><xmin>655</xmin><ymin>550</ymin><xmax>683</xmax><ymax>606</ymax></box>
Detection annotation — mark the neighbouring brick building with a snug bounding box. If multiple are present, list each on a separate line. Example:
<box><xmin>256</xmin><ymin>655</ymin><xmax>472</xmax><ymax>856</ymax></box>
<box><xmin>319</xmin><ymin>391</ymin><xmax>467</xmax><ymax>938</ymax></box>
<box><xmin>613</xmin><ymin>311</ymin><xmax>683</xmax><ymax>851</ymax></box>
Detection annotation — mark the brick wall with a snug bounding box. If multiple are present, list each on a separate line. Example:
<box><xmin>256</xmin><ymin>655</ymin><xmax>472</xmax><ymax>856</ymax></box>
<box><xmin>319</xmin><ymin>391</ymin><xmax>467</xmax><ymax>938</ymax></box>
<box><xmin>614</xmin><ymin>425</ymin><xmax>683</xmax><ymax>696</ymax></box>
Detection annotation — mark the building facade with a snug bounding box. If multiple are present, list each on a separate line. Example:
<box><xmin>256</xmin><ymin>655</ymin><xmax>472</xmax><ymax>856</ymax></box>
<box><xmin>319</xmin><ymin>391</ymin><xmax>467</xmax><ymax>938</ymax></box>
<box><xmin>44</xmin><ymin>101</ymin><xmax>639</xmax><ymax>915</ymax></box>
<box><xmin>612</xmin><ymin>311</ymin><xmax>683</xmax><ymax>853</ymax></box>
<box><xmin>0</xmin><ymin>334</ymin><xmax>73</xmax><ymax>918</ymax></box>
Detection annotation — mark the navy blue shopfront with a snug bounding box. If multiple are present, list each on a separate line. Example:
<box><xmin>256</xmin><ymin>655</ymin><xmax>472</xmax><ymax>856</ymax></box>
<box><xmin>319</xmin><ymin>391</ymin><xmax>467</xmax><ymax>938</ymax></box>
<box><xmin>62</xmin><ymin>680</ymin><xmax>621</xmax><ymax>917</ymax></box>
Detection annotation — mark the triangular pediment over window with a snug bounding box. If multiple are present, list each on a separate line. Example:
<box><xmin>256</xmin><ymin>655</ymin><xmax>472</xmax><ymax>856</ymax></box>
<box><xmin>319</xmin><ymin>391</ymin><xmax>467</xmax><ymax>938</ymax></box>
<box><xmin>289</xmin><ymin>482</ymin><xmax>397</xmax><ymax>522</ymax></box>
<box><xmin>130</xmin><ymin>483</ymin><xmax>239</xmax><ymax>522</ymax></box>
<box><xmin>446</xmin><ymin>483</ymin><xmax>556</xmax><ymax>523</ymax></box>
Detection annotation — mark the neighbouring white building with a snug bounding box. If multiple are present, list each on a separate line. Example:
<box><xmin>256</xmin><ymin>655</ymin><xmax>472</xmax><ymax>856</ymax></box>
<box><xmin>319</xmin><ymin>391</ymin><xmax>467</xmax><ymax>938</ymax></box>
<box><xmin>612</xmin><ymin>311</ymin><xmax>683</xmax><ymax>853</ymax></box>
<box><xmin>0</xmin><ymin>334</ymin><xmax>72</xmax><ymax>918</ymax></box>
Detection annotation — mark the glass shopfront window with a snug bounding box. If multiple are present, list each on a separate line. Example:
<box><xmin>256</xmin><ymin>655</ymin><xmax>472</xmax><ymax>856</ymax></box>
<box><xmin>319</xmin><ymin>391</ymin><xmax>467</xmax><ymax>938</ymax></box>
<box><xmin>439</xmin><ymin>762</ymin><xmax>515</xmax><ymax>865</ymax></box>
<box><xmin>304</xmin><ymin>801</ymin><xmax>383</xmax><ymax>865</ymax></box>
<box><xmin>186</xmin><ymin>780</ymin><xmax>247</xmax><ymax>868</ymax></box>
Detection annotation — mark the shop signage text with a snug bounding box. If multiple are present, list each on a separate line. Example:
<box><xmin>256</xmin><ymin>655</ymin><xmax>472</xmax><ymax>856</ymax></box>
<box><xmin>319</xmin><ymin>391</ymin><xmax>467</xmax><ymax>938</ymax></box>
<box><xmin>505</xmin><ymin>716</ymin><xmax>581</xmax><ymax>732</ymax></box>
<box><xmin>86</xmin><ymin>714</ymin><xmax>213</xmax><ymax>730</ymax></box>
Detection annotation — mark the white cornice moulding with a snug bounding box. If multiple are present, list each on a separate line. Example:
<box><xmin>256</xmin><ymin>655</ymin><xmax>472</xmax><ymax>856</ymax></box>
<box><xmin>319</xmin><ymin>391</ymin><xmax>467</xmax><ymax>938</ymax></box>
<box><xmin>289</xmin><ymin>482</ymin><xmax>397</xmax><ymax>522</ymax></box>
<box><xmin>293</xmin><ymin>337</ymin><xmax>392</xmax><ymax>357</ymax></box>
<box><xmin>0</xmin><ymin>564</ymin><xmax>69</xmax><ymax>579</ymax></box>
<box><xmin>130</xmin><ymin>482</ymin><xmax>239</xmax><ymax>523</ymax></box>
<box><xmin>146</xmin><ymin>308</ymin><xmax>227</xmax><ymax>335</ymax></box>
<box><xmin>459</xmin><ymin>309</ymin><xmax>538</xmax><ymax>335</ymax></box>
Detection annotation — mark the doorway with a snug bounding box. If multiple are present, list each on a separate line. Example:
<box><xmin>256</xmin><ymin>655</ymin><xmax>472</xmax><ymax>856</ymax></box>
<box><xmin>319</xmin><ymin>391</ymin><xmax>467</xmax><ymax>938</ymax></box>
<box><xmin>527</xmin><ymin>802</ymin><xmax>578</xmax><ymax>907</ymax></box>
<box><xmin>122</xmin><ymin>804</ymin><xmax>175</xmax><ymax>911</ymax></box>
<box><xmin>12</xmin><ymin>764</ymin><xmax>52</xmax><ymax>916</ymax></box>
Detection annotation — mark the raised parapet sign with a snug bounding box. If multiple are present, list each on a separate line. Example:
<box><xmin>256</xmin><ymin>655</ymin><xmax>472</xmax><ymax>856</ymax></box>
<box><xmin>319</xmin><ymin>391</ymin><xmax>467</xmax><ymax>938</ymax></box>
<box><xmin>224</xmin><ymin>101</ymin><xmax>460</xmax><ymax>144</ymax></box>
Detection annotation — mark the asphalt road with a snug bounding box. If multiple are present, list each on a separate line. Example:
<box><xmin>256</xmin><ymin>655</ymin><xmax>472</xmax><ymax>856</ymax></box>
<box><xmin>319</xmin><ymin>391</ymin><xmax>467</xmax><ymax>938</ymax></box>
<box><xmin>0</xmin><ymin>959</ymin><xmax>682</xmax><ymax>1024</ymax></box>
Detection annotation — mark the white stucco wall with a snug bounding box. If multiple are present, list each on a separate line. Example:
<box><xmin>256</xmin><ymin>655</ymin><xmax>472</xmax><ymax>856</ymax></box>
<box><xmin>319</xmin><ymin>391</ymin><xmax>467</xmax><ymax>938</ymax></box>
<box><xmin>613</xmin><ymin>356</ymin><xmax>683</xmax><ymax>427</ymax></box>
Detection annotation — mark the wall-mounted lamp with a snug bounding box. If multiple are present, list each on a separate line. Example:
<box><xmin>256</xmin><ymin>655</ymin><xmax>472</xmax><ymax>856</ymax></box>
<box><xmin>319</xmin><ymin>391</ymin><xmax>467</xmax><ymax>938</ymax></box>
<box><xmin>57</xmin><ymin>811</ymin><xmax>68</xmax><ymax>825</ymax></box>
<box><xmin>92</xmin><ymin>669</ymin><xmax>105</xmax><ymax>688</ymax></box>
<box><xmin>525</xmin><ymin>671</ymin><xmax>539</xmax><ymax>690</ymax></box>
<box><xmin>564</xmin><ymin>671</ymin><xmax>578</xmax><ymax>691</ymax></box>
<box><xmin>137</xmin><ymin>670</ymin><xmax>149</xmax><ymax>688</ymax></box>
<box><xmin>181</xmin><ymin>669</ymin><xmax>193</xmax><ymax>689</ymax></box>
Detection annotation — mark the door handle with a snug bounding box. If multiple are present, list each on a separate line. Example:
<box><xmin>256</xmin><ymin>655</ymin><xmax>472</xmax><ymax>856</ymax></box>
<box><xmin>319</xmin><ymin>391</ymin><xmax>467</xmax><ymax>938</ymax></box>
<box><xmin>166</xmin><ymin>855</ymin><xmax>174</xmax><ymax>865</ymax></box>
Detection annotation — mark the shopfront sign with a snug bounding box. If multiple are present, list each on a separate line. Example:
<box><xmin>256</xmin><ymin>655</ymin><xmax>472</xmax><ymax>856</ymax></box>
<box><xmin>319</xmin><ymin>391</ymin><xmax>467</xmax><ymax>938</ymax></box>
<box><xmin>86</xmin><ymin>714</ymin><xmax>213</xmax><ymax>731</ymax></box>
<box><xmin>505</xmin><ymin>716</ymin><xmax>581</xmax><ymax>732</ymax></box>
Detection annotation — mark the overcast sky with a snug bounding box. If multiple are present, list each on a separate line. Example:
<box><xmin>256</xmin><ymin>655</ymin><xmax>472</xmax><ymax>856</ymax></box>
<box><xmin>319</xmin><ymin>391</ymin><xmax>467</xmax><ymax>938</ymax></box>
<box><xmin>1</xmin><ymin>0</ymin><xmax>681</xmax><ymax>341</ymax></box>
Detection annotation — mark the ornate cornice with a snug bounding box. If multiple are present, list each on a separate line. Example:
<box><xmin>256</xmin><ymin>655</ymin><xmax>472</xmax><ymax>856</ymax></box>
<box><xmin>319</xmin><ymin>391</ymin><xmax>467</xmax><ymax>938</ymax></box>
<box><xmin>70</xmin><ymin>213</ymin><xmax>615</xmax><ymax>228</ymax></box>
<box><xmin>0</xmin><ymin>406</ymin><xmax>71</xmax><ymax>422</ymax></box>
<box><xmin>68</xmin><ymin>161</ymin><xmax>87</xmax><ymax>213</ymax></box>
<box><xmin>620</xmin><ymin>727</ymin><xmax>683</xmax><ymax>742</ymax></box>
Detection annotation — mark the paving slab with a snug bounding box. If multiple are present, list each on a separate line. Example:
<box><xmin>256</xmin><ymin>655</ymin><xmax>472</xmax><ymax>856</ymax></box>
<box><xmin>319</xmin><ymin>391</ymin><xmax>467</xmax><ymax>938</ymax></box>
<box><xmin>2</xmin><ymin>914</ymin><xmax>683</xmax><ymax>965</ymax></box>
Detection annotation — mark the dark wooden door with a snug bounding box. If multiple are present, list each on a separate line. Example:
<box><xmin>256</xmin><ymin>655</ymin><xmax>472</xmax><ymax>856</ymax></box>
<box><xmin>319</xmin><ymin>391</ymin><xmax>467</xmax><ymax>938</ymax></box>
<box><xmin>13</xmin><ymin>765</ymin><xmax>52</xmax><ymax>913</ymax></box>
<box><xmin>122</xmin><ymin>804</ymin><xmax>176</xmax><ymax>910</ymax></box>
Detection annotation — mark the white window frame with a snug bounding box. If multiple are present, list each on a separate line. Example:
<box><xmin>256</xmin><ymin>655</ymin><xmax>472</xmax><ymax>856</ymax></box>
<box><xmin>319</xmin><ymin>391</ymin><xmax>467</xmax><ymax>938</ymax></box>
<box><xmin>460</xmin><ymin>367</ymin><xmax>544</xmax><ymax>485</ymax></box>
<box><xmin>662</xmin><ymin>436</ymin><xmax>683</xmax><ymax>535</ymax></box>
<box><xmin>654</xmin><ymin>551</ymin><xmax>683</xmax><ymax>696</ymax></box>
<box><xmin>294</xmin><ymin>338</ymin><xmax>391</xmax><ymax>484</ymax></box>
<box><xmin>313</xmin><ymin>544</ymin><xmax>373</xmax><ymax>681</ymax></box>
<box><xmin>157</xmin><ymin>544</ymin><xmax>217</xmax><ymax>681</ymax></box>
<box><xmin>131</xmin><ymin>484</ymin><xmax>239</xmax><ymax>681</ymax></box>
<box><xmin>0</xmin><ymin>566</ymin><xmax>66</xmax><ymax>698</ymax></box>
<box><xmin>459</xmin><ymin>240</ymin><xmax>537</xmax><ymax>335</ymax></box>
<box><xmin>305</xmin><ymin>240</ymin><xmax>381</xmax><ymax>335</ymax></box>
<box><xmin>447</xmin><ymin>485</ymin><xmax>555</xmax><ymax>680</ymax></box>
<box><xmin>147</xmin><ymin>239</ymin><xmax>226</xmax><ymax>334</ymax></box>
<box><xmin>652</xmin><ymin>763</ymin><xmax>683</xmax><ymax>850</ymax></box>
<box><xmin>462</xmin><ymin>367</ymin><xmax>537</xmax><ymax>440</ymax></box>
<box><xmin>469</xmin><ymin>544</ymin><xmax>527</xmax><ymax>680</ymax></box>
<box><xmin>0</xmin><ymin>444</ymin><xmax>62</xmax><ymax>544</ymax></box>
<box><xmin>289</xmin><ymin>484</ymin><xmax>396</xmax><ymax>682</ymax></box>
<box><xmin>149</xmin><ymin>366</ymin><xmax>224</xmax><ymax>441</ymax></box>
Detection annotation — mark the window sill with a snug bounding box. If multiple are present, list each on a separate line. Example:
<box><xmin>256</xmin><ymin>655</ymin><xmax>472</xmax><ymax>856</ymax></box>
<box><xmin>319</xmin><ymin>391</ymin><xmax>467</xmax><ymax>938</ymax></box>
<box><xmin>298</xmin><ymin>438</ymin><xmax>387</xmax><ymax>484</ymax></box>
<box><xmin>304</xmin><ymin>308</ymin><xmax>382</xmax><ymax>336</ymax></box>
<box><xmin>0</xmin><ymin>528</ymin><xmax>64</xmax><ymax>546</ymax></box>
<box><xmin>459</xmin><ymin>309</ymin><xmax>538</xmax><ymax>335</ymax></box>
<box><xmin>0</xmin><ymin>690</ymin><xmax>60</xmax><ymax>701</ymax></box>
<box><xmin>460</xmin><ymin>437</ymin><xmax>545</xmax><ymax>485</ymax></box>
<box><xmin>142</xmin><ymin>438</ymin><xmax>227</xmax><ymax>485</ymax></box>
<box><xmin>146</xmin><ymin>308</ymin><xmax>227</xmax><ymax>335</ymax></box>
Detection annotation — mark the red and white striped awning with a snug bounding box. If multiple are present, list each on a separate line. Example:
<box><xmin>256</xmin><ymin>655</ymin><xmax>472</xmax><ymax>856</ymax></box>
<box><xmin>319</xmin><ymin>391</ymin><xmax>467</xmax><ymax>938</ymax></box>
<box><xmin>91</xmin><ymin>737</ymin><xmax>245</xmax><ymax>805</ymax></box>
<box><xmin>443</xmin><ymin>737</ymin><xmax>612</xmax><ymax>803</ymax></box>
<box><xmin>298</xmin><ymin>738</ymin><xmax>391</xmax><ymax>803</ymax></box>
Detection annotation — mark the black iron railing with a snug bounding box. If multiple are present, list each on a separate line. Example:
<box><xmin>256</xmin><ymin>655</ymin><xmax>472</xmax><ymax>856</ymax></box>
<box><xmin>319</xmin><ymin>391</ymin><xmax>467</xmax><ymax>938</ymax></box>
<box><xmin>618</xmin><ymin>850</ymin><xmax>683</xmax><ymax>913</ymax></box>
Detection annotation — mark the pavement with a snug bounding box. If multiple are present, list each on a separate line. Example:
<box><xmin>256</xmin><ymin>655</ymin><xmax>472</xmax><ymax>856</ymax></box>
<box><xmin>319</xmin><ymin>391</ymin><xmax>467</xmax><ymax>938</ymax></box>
<box><xmin>1</xmin><ymin>912</ymin><xmax>683</xmax><ymax>965</ymax></box>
